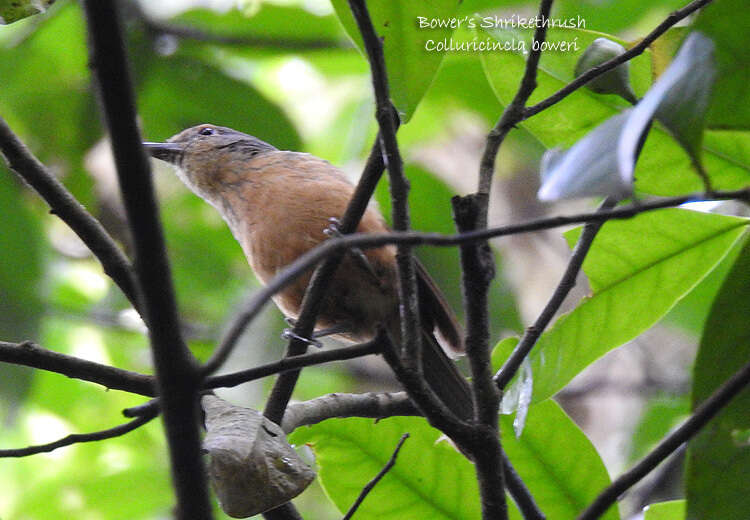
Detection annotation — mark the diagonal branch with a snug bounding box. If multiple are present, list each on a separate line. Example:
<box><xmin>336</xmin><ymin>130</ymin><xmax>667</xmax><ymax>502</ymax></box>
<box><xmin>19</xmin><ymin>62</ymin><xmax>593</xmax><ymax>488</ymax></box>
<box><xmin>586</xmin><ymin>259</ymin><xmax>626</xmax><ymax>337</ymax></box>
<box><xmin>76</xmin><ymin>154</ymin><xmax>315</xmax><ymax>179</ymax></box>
<box><xmin>0</xmin><ymin>116</ymin><xmax>141</xmax><ymax>312</ymax></box>
<box><xmin>578</xmin><ymin>360</ymin><xmax>750</xmax><ymax>520</ymax></box>
<box><xmin>524</xmin><ymin>0</ymin><xmax>714</xmax><ymax>119</ymax></box>
<box><xmin>495</xmin><ymin>198</ymin><xmax>617</xmax><ymax>390</ymax></box>
<box><xmin>81</xmin><ymin>1</ymin><xmax>210</xmax><ymax>517</ymax></box>
<box><xmin>477</xmin><ymin>0</ymin><xmax>554</xmax><ymax>223</ymax></box>
<box><xmin>0</xmin><ymin>407</ymin><xmax>158</xmax><ymax>458</ymax></box>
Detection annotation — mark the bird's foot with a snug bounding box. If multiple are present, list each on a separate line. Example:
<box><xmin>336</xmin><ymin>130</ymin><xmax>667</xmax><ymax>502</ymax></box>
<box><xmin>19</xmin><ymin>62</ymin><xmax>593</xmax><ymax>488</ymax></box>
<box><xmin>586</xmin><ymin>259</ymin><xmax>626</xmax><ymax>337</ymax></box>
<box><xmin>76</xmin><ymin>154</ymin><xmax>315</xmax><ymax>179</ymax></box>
<box><xmin>281</xmin><ymin>328</ymin><xmax>323</xmax><ymax>348</ymax></box>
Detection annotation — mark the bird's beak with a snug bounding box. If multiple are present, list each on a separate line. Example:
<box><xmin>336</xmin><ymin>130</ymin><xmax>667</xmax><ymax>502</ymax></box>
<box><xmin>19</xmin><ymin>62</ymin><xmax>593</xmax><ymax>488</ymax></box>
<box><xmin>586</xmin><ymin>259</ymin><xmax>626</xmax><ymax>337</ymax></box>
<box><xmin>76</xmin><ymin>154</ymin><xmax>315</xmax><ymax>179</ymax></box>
<box><xmin>142</xmin><ymin>142</ymin><xmax>184</xmax><ymax>164</ymax></box>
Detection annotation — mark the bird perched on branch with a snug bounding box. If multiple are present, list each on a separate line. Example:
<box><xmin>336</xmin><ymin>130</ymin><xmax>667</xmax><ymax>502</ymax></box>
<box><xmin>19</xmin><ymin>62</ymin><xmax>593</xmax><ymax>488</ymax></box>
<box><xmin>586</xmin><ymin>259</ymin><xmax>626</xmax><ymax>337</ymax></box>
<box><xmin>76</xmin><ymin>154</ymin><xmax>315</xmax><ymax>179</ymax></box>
<box><xmin>144</xmin><ymin>124</ymin><xmax>473</xmax><ymax>421</ymax></box>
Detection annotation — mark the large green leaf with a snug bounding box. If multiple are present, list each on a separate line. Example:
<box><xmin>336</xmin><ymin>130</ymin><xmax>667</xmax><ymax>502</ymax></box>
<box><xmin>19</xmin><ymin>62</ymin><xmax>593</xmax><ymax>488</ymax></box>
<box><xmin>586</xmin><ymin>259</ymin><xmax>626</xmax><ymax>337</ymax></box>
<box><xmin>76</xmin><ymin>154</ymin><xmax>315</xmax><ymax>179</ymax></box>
<box><xmin>291</xmin><ymin>400</ymin><xmax>618</xmax><ymax>519</ymax></box>
<box><xmin>330</xmin><ymin>0</ymin><xmax>461</xmax><ymax>121</ymax></box>
<box><xmin>551</xmin><ymin>0</ymin><xmax>688</xmax><ymax>35</ymax></box>
<box><xmin>643</xmin><ymin>500</ymin><xmax>685</xmax><ymax>520</ymax></box>
<box><xmin>0</xmin><ymin>2</ymin><xmax>99</xmax><ymax>205</ymax></box>
<box><xmin>685</xmin><ymin>235</ymin><xmax>750</xmax><ymax>520</ymax></box>
<box><xmin>291</xmin><ymin>416</ymin><xmax>481</xmax><ymax>519</ymax></box>
<box><xmin>500</xmin><ymin>209</ymin><xmax>747</xmax><ymax>405</ymax></box>
<box><xmin>693</xmin><ymin>0</ymin><xmax>750</xmax><ymax>129</ymax></box>
<box><xmin>480</xmin><ymin>27</ymin><xmax>750</xmax><ymax>195</ymax></box>
<box><xmin>501</xmin><ymin>400</ymin><xmax>619</xmax><ymax>520</ymax></box>
<box><xmin>136</xmin><ymin>52</ymin><xmax>300</xmax><ymax>151</ymax></box>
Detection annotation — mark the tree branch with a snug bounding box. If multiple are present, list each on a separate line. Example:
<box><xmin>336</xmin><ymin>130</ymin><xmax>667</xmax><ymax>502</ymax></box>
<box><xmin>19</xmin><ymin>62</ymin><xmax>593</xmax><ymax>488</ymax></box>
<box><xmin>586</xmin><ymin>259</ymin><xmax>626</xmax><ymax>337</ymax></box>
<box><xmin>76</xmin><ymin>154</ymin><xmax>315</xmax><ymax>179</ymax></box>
<box><xmin>453</xmin><ymin>194</ymin><xmax>508</xmax><ymax>519</ymax></box>
<box><xmin>81</xmin><ymin>1</ymin><xmax>210</xmax><ymax>517</ymax></box>
<box><xmin>477</xmin><ymin>0</ymin><xmax>554</xmax><ymax>225</ymax></box>
<box><xmin>347</xmin><ymin>0</ymin><xmax>422</xmax><ymax>376</ymax></box>
<box><xmin>578</xmin><ymin>360</ymin><xmax>750</xmax><ymax>520</ymax></box>
<box><xmin>342</xmin><ymin>433</ymin><xmax>410</xmax><ymax>520</ymax></box>
<box><xmin>523</xmin><ymin>0</ymin><xmax>714</xmax><ymax>119</ymax></box>
<box><xmin>281</xmin><ymin>391</ymin><xmax>416</xmax><ymax>433</ymax></box>
<box><xmin>495</xmin><ymin>198</ymin><xmax>616</xmax><ymax>390</ymax></box>
<box><xmin>0</xmin><ymin>116</ymin><xmax>141</xmax><ymax>312</ymax></box>
<box><xmin>0</xmin><ymin>407</ymin><xmax>158</xmax><ymax>458</ymax></box>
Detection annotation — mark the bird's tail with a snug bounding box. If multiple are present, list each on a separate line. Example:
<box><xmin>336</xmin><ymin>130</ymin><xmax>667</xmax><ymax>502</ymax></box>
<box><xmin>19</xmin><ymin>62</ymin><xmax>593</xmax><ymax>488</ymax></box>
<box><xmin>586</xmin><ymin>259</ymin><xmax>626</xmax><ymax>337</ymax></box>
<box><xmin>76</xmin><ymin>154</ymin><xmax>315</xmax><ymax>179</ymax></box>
<box><xmin>420</xmin><ymin>329</ymin><xmax>474</xmax><ymax>421</ymax></box>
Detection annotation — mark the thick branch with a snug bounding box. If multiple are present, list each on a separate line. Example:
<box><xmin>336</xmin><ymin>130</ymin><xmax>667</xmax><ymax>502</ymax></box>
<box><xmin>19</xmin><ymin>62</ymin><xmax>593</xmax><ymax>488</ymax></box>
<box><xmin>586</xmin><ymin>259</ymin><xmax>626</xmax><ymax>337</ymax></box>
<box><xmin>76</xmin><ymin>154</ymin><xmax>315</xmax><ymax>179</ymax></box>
<box><xmin>81</xmin><ymin>2</ymin><xmax>210</xmax><ymax>518</ymax></box>
<box><xmin>578</xmin><ymin>360</ymin><xmax>750</xmax><ymax>520</ymax></box>
<box><xmin>524</xmin><ymin>0</ymin><xmax>714</xmax><ymax>119</ymax></box>
<box><xmin>0</xmin><ymin>116</ymin><xmax>141</xmax><ymax>311</ymax></box>
<box><xmin>0</xmin><ymin>408</ymin><xmax>157</xmax><ymax>458</ymax></box>
<box><xmin>453</xmin><ymin>194</ymin><xmax>508</xmax><ymax>519</ymax></box>
<box><xmin>495</xmin><ymin>198</ymin><xmax>616</xmax><ymax>390</ymax></box>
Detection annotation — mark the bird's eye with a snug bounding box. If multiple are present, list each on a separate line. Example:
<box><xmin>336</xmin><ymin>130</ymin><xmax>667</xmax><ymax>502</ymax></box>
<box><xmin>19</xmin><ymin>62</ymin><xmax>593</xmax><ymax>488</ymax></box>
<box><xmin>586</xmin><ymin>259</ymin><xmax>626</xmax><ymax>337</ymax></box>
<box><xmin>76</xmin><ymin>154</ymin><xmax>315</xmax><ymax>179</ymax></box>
<box><xmin>199</xmin><ymin>127</ymin><xmax>215</xmax><ymax>136</ymax></box>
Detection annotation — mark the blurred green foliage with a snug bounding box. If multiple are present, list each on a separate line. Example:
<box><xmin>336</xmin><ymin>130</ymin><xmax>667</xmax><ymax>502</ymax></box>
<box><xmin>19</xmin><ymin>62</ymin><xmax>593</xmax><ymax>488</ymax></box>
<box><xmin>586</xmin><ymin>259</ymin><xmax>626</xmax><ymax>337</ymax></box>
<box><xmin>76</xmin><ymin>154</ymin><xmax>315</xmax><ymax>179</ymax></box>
<box><xmin>0</xmin><ymin>0</ymin><xmax>747</xmax><ymax>518</ymax></box>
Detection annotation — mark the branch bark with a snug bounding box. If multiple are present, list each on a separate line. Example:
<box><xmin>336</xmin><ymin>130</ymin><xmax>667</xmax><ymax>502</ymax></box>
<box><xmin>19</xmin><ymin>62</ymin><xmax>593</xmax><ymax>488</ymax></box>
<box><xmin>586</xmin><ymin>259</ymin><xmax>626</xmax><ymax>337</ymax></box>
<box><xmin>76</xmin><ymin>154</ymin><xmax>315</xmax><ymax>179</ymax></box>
<box><xmin>81</xmin><ymin>1</ymin><xmax>210</xmax><ymax>517</ymax></box>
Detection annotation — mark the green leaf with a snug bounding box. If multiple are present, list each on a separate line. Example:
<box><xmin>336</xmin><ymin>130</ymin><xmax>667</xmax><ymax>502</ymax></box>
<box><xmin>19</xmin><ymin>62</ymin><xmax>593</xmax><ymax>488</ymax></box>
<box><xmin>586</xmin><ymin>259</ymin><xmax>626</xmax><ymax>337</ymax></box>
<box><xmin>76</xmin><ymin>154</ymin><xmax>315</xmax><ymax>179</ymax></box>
<box><xmin>643</xmin><ymin>500</ymin><xmax>685</xmax><ymax>520</ymax></box>
<box><xmin>330</xmin><ymin>0</ymin><xmax>461</xmax><ymax>121</ymax></box>
<box><xmin>172</xmin><ymin>5</ymin><xmax>346</xmax><ymax>46</ymax></box>
<box><xmin>504</xmin><ymin>209</ymin><xmax>747</xmax><ymax>405</ymax></box>
<box><xmin>480</xmin><ymin>27</ymin><xmax>750</xmax><ymax>195</ymax></box>
<box><xmin>693</xmin><ymin>0</ymin><xmax>750</xmax><ymax>129</ymax></box>
<box><xmin>0</xmin><ymin>0</ymin><xmax>54</xmax><ymax>24</ymax></box>
<box><xmin>685</xmin><ymin>234</ymin><xmax>750</xmax><ymax>520</ymax></box>
<box><xmin>629</xmin><ymin>395</ymin><xmax>689</xmax><ymax>463</ymax></box>
<box><xmin>137</xmin><ymin>53</ymin><xmax>301</xmax><ymax>151</ymax></box>
<box><xmin>551</xmin><ymin>0</ymin><xmax>688</xmax><ymax>35</ymax></box>
<box><xmin>291</xmin><ymin>401</ymin><xmax>617</xmax><ymax>520</ymax></box>
<box><xmin>290</xmin><ymin>416</ymin><xmax>481</xmax><ymax>519</ymax></box>
<box><xmin>501</xmin><ymin>400</ymin><xmax>619</xmax><ymax>520</ymax></box>
<box><xmin>0</xmin><ymin>2</ymin><xmax>100</xmax><ymax>205</ymax></box>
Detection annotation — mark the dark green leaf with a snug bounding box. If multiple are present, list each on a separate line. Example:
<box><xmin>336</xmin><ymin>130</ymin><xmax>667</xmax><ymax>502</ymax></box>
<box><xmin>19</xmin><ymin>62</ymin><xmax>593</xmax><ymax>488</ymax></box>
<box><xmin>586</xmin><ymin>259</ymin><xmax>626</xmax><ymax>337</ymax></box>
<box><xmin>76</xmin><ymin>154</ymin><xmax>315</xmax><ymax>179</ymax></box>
<box><xmin>693</xmin><ymin>0</ymin><xmax>750</xmax><ymax>129</ymax></box>
<box><xmin>685</xmin><ymin>234</ymin><xmax>750</xmax><ymax>520</ymax></box>
<box><xmin>330</xmin><ymin>0</ymin><xmax>461</xmax><ymax>121</ymax></box>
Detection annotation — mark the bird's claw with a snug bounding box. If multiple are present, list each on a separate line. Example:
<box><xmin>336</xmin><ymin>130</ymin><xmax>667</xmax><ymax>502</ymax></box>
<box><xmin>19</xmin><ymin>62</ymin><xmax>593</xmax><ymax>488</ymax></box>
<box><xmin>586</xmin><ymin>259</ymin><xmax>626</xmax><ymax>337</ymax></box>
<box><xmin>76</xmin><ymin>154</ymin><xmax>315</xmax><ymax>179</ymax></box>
<box><xmin>281</xmin><ymin>328</ymin><xmax>323</xmax><ymax>348</ymax></box>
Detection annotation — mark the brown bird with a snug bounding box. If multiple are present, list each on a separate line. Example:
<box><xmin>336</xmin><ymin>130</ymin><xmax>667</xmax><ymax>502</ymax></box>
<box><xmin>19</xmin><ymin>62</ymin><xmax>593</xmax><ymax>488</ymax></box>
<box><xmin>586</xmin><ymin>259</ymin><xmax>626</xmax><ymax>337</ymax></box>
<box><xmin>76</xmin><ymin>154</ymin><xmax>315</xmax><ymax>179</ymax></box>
<box><xmin>144</xmin><ymin>124</ymin><xmax>473</xmax><ymax>420</ymax></box>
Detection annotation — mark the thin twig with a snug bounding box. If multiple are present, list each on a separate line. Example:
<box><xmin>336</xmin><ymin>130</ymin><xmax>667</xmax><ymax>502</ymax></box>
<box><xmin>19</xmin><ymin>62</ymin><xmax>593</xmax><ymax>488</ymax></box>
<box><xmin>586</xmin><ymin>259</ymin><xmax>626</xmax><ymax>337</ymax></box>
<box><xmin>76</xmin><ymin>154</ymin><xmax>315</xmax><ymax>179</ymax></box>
<box><xmin>578</xmin><ymin>360</ymin><xmax>750</xmax><ymax>520</ymax></box>
<box><xmin>206</xmin><ymin>340</ymin><xmax>382</xmax><ymax>389</ymax></box>
<box><xmin>524</xmin><ymin>0</ymin><xmax>714</xmax><ymax>119</ymax></box>
<box><xmin>0</xmin><ymin>408</ymin><xmax>158</xmax><ymax>457</ymax></box>
<box><xmin>477</xmin><ymin>0</ymin><xmax>554</xmax><ymax>225</ymax></box>
<box><xmin>495</xmin><ymin>198</ymin><xmax>617</xmax><ymax>390</ymax></box>
<box><xmin>0</xmin><ymin>116</ymin><xmax>141</xmax><ymax>312</ymax></box>
<box><xmin>342</xmin><ymin>433</ymin><xmax>410</xmax><ymax>520</ymax></box>
<box><xmin>81</xmin><ymin>2</ymin><xmax>210</xmax><ymax>518</ymax></box>
<box><xmin>0</xmin><ymin>341</ymin><xmax>156</xmax><ymax>396</ymax></box>
<box><xmin>0</xmin><ymin>339</ymin><xmax>382</xmax><ymax>404</ymax></box>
